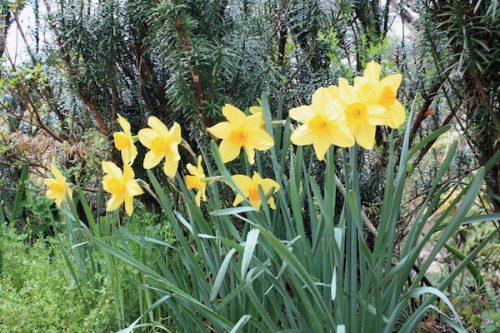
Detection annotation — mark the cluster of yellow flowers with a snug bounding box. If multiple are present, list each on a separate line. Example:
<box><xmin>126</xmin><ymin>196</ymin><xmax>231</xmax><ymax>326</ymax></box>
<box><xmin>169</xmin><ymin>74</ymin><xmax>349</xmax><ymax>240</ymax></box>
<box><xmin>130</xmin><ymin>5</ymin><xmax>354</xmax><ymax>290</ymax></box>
<box><xmin>290</xmin><ymin>61</ymin><xmax>405</xmax><ymax>160</ymax></box>
<box><xmin>44</xmin><ymin>61</ymin><xmax>404</xmax><ymax>216</ymax></box>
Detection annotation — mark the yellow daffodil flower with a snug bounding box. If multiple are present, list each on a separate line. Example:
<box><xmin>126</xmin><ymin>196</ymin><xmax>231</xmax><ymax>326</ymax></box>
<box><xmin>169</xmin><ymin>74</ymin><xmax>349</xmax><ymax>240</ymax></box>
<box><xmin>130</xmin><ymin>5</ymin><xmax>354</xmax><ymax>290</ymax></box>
<box><xmin>354</xmin><ymin>61</ymin><xmax>406</xmax><ymax>128</ymax></box>
<box><xmin>102</xmin><ymin>161</ymin><xmax>143</xmax><ymax>216</ymax></box>
<box><xmin>43</xmin><ymin>166</ymin><xmax>72</xmax><ymax>207</ymax></box>
<box><xmin>138</xmin><ymin>117</ymin><xmax>182</xmax><ymax>178</ymax></box>
<box><xmin>249</xmin><ymin>100</ymin><xmax>267</xmax><ymax>129</ymax></box>
<box><xmin>289</xmin><ymin>86</ymin><xmax>355</xmax><ymax>160</ymax></box>
<box><xmin>333</xmin><ymin>78</ymin><xmax>390</xmax><ymax>149</ymax></box>
<box><xmin>207</xmin><ymin>104</ymin><xmax>274</xmax><ymax>164</ymax></box>
<box><xmin>113</xmin><ymin>114</ymin><xmax>138</xmax><ymax>165</ymax></box>
<box><xmin>232</xmin><ymin>172</ymin><xmax>280</xmax><ymax>210</ymax></box>
<box><xmin>185</xmin><ymin>155</ymin><xmax>207</xmax><ymax>207</ymax></box>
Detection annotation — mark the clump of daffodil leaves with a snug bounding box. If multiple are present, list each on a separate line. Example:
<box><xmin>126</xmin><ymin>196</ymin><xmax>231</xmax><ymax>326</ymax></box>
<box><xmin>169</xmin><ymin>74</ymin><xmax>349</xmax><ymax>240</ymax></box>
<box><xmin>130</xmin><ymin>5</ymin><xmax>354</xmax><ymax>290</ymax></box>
<box><xmin>42</xmin><ymin>61</ymin><xmax>489</xmax><ymax>333</ymax></box>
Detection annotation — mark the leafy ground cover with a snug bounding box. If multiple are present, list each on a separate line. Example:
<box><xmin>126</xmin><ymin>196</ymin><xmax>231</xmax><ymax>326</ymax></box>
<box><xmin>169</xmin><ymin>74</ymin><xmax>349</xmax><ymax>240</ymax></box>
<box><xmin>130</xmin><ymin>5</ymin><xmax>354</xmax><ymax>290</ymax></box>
<box><xmin>0</xmin><ymin>225</ymin><xmax>116</xmax><ymax>332</ymax></box>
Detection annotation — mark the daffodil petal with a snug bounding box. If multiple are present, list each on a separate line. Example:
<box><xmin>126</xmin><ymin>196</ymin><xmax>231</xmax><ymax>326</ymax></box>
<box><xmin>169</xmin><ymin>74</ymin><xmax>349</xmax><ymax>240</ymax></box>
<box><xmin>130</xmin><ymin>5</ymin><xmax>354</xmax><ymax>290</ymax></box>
<box><xmin>50</xmin><ymin>167</ymin><xmax>65</xmax><ymax>182</ymax></box>
<box><xmin>125</xmin><ymin>181</ymin><xmax>143</xmax><ymax>196</ymax></box>
<box><xmin>117</xmin><ymin>114</ymin><xmax>131</xmax><ymax>133</ymax></box>
<box><xmin>312</xmin><ymin>139</ymin><xmax>331</xmax><ymax>161</ymax></box>
<box><xmin>55</xmin><ymin>195</ymin><xmax>64</xmax><ymax>207</ymax></box>
<box><xmin>386</xmin><ymin>100</ymin><xmax>406</xmax><ymax>128</ymax></box>
<box><xmin>232</xmin><ymin>194</ymin><xmax>245</xmax><ymax>207</ymax></box>
<box><xmin>353</xmin><ymin>76</ymin><xmax>369</xmax><ymax>89</ymax></box>
<box><xmin>123</xmin><ymin>164</ymin><xmax>135</xmax><ymax>181</ymax></box>
<box><xmin>364</xmin><ymin>61</ymin><xmax>381</xmax><ymax>81</ymax></box>
<box><xmin>219</xmin><ymin>140</ymin><xmax>241</xmax><ymax>163</ymax></box>
<box><xmin>381</xmin><ymin>74</ymin><xmax>402</xmax><ymax>92</ymax></box>
<box><xmin>126</xmin><ymin>144</ymin><xmax>138</xmax><ymax>165</ymax></box>
<box><xmin>124</xmin><ymin>197</ymin><xmax>134</xmax><ymax>216</ymax></box>
<box><xmin>366</xmin><ymin>105</ymin><xmax>391</xmax><ymax>126</ymax></box>
<box><xmin>46</xmin><ymin>189</ymin><xmax>57</xmax><ymax>200</ymax></box>
<box><xmin>194</xmin><ymin>191</ymin><xmax>201</xmax><ymax>207</ymax></box>
<box><xmin>200</xmin><ymin>185</ymin><xmax>207</xmax><ymax>202</ymax></box>
<box><xmin>232</xmin><ymin>175</ymin><xmax>252</xmax><ymax>195</ymax></box>
<box><xmin>170</xmin><ymin>122</ymin><xmax>182</xmax><ymax>143</ymax></box>
<box><xmin>247</xmin><ymin>114</ymin><xmax>264</xmax><ymax>128</ymax></box>
<box><xmin>65</xmin><ymin>185</ymin><xmax>73</xmax><ymax>199</ymax></box>
<box><xmin>331</xmin><ymin>124</ymin><xmax>355</xmax><ymax>148</ymax></box>
<box><xmin>163</xmin><ymin>154</ymin><xmax>179</xmax><ymax>178</ymax></box>
<box><xmin>290</xmin><ymin>125</ymin><xmax>315</xmax><ymax>145</ymax></box>
<box><xmin>249</xmin><ymin>106</ymin><xmax>262</xmax><ymax>115</ymax></box>
<box><xmin>207</xmin><ymin>122</ymin><xmax>232</xmax><ymax>139</ymax></box>
<box><xmin>148</xmin><ymin>116</ymin><xmax>169</xmax><ymax>134</ymax></box>
<box><xmin>261</xmin><ymin>178</ymin><xmax>280</xmax><ymax>193</ymax></box>
<box><xmin>186</xmin><ymin>163</ymin><xmax>198</xmax><ymax>176</ymax></box>
<box><xmin>249</xmin><ymin>130</ymin><xmax>274</xmax><ymax>150</ymax></box>
<box><xmin>355</xmin><ymin>124</ymin><xmax>376</xmax><ymax>149</ymax></box>
<box><xmin>356</xmin><ymin>81</ymin><xmax>380</xmax><ymax>103</ymax></box>
<box><xmin>326</xmin><ymin>85</ymin><xmax>339</xmax><ymax>99</ymax></box>
<box><xmin>311</xmin><ymin>87</ymin><xmax>332</xmax><ymax>109</ymax></box>
<box><xmin>268</xmin><ymin>197</ymin><xmax>276</xmax><ymax>209</ymax></box>
<box><xmin>244</xmin><ymin>146</ymin><xmax>255</xmax><ymax>165</ymax></box>
<box><xmin>289</xmin><ymin>105</ymin><xmax>314</xmax><ymax>122</ymax></box>
<box><xmin>106</xmin><ymin>195</ymin><xmax>124</xmax><ymax>212</ymax></box>
<box><xmin>222</xmin><ymin>104</ymin><xmax>246</xmax><ymax>124</ymax></box>
<box><xmin>138</xmin><ymin>128</ymin><xmax>157</xmax><ymax>148</ymax></box>
<box><xmin>338</xmin><ymin>78</ymin><xmax>356</xmax><ymax>104</ymax></box>
<box><xmin>143</xmin><ymin>151</ymin><xmax>163</xmax><ymax>169</ymax></box>
<box><xmin>102</xmin><ymin>161</ymin><xmax>122</xmax><ymax>177</ymax></box>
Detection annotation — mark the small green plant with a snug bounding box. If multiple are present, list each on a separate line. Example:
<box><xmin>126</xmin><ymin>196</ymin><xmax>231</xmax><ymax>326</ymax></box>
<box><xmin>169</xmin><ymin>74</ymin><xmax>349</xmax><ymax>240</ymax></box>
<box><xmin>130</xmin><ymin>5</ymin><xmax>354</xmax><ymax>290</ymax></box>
<box><xmin>0</xmin><ymin>225</ymin><xmax>116</xmax><ymax>332</ymax></box>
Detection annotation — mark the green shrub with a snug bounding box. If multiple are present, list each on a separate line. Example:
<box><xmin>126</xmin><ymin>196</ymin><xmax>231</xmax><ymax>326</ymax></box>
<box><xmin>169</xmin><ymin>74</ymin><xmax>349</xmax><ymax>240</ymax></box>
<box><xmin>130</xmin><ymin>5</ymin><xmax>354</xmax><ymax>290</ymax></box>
<box><xmin>0</xmin><ymin>226</ymin><xmax>116</xmax><ymax>333</ymax></box>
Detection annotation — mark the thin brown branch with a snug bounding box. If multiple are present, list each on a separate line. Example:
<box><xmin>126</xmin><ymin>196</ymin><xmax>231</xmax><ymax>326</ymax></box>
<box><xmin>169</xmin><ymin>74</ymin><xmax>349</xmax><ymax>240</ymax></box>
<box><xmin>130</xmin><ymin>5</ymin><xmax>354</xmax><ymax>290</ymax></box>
<box><xmin>284</xmin><ymin>43</ymin><xmax>317</xmax><ymax>89</ymax></box>
<box><xmin>43</xmin><ymin>0</ymin><xmax>111</xmax><ymax>136</ymax></box>
<box><xmin>4</xmin><ymin>49</ymin><xmax>64</xmax><ymax>142</ymax></box>
<box><xmin>276</xmin><ymin>0</ymin><xmax>288</xmax><ymax>66</ymax></box>
<box><xmin>409</xmin><ymin>80</ymin><xmax>443</xmax><ymax>142</ymax></box>
<box><xmin>173</xmin><ymin>15</ymin><xmax>209</xmax><ymax>126</ymax></box>
<box><xmin>14</xmin><ymin>4</ymin><xmax>36</xmax><ymax>63</ymax></box>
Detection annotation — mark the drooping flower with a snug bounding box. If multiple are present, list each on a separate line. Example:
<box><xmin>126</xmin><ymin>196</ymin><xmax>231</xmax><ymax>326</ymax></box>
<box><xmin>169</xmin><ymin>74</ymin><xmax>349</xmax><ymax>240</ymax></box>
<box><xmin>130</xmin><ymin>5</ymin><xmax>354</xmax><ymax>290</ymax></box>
<box><xmin>113</xmin><ymin>114</ymin><xmax>138</xmax><ymax>165</ymax></box>
<box><xmin>332</xmin><ymin>78</ymin><xmax>390</xmax><ymax>149</ymax></box>
<box><xmin>102</xmin><ymin>161</ymin><xmax>143</xmax><ymax>216</ymax></box>
<box><xmin>354</xmin><ymin>61</ymin><xmax>406</xmax><ymax>128</ymax></box>
<box><xmin>232</xmin><ymin>172</ymin><xmax>280</xmax><ymax>210</ymax></box>
<box><xmin>138</xmin><ymin>117</ymin><xmax>182</xmax><ymax>178</ymax></box>
<box><xmin>289</xmin><ymin>86</ymin><xmax>355</xmax><ymax>160</ymax></box>
<box><xmin>207</xmin><ymin>104</ymin><xmax>274</xmax><ymax>164</ymax></box>
<box><xmin>185</xmin><ymin>155</ymin><xmax>207</xmax><ymax>207</ymax></box>
<box><xmin>43</xmin><ymin>166</ymin><xmax>72</xmax><ymax>207</ymax></box>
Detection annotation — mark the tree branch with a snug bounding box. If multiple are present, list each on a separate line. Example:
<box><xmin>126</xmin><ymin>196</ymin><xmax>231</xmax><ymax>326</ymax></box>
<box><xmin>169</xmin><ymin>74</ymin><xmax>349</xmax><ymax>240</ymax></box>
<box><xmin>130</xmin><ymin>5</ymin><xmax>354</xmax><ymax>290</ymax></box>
<box><xmin>43</xmin><ymin>0</ymin><xmax>111</xmax><ymax>136</ymax></box>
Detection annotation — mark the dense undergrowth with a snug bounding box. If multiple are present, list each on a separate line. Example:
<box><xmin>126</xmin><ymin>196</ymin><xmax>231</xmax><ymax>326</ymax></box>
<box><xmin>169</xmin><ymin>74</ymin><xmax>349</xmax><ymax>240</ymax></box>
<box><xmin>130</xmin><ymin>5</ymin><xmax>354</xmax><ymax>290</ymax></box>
<box><xmin>0</xmin><ymin>226</ymin><xmax>116</xmax><ymax>332</ymax></box>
